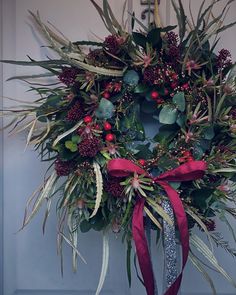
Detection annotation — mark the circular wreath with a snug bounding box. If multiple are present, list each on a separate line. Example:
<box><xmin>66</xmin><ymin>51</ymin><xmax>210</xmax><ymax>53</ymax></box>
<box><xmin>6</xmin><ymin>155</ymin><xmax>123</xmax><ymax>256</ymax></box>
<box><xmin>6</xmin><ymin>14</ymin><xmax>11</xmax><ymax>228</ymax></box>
<box><xmin>2</xmin><ymin>1</ymin><xmax>236</xmax><ymax>294</ymax></box>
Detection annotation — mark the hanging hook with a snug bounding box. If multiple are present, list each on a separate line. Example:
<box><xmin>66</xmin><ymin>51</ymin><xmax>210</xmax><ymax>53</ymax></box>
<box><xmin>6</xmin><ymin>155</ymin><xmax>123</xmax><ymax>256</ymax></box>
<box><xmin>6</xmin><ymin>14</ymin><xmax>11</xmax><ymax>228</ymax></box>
<box><xmin>141</xmin><ymin>8</ymin><xmax>154</xmax><ymax>20</ymax></box>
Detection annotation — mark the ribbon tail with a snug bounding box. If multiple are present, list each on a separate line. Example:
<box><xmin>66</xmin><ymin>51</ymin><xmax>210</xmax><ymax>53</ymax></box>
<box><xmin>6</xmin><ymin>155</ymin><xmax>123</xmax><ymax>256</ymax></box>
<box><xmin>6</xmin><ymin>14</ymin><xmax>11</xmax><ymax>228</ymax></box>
<box><xmin>132</xmin><ymin>198</ymin><xmax>155</xmax><ymax>295</ymax></box>
<box><xmin>157</xmin><ymin>181</ymin><xmax>189</xmax><ymax>295</ymax></box>
<box><xmin>162</xmin><ymin>199</ymin><xmax>178</xmax><ymax>290</ymax></box>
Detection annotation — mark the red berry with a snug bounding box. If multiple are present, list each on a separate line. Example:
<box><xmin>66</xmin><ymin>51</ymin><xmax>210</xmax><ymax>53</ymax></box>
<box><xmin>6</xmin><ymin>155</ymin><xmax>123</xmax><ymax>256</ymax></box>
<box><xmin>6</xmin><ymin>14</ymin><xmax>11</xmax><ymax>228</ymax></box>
<box><xmin>104</xmin><ymin>121</ymin><xmax>112</xmax><ymax>131</ymax></box>
<box><xmin>105</xmin><ymin>133</ymin><xmax>114</xmax><ymax>142</ymax></box>
<box><xmin>138</xmin><ymin>159</ymin><xmax>146</xmax><ymax>166</ymax></box>
<box><xmin>103</xmin><ymin>92</ymin><xmax>111</xmax><ymax>99</ymax></box>
<box><xmin>84</xmin><ymin>116</ymin><xmax>93</xmax><ymax>123</ymax></box>
<box><xmin>151</xmin><ymin>91</ymin><xmax>159</xmax><ymax>100</ymax></box>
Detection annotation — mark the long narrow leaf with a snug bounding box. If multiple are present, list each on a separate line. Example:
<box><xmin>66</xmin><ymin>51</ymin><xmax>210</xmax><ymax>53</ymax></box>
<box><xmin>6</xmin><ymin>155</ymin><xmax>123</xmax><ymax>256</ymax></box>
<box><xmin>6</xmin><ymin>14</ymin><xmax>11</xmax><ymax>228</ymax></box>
<box><xmin>189</xmin><ymin>252</ymin><xmax>217</xmax><ymax>295</ymax></box>
<box><xmin>23</xmin><ymin>171</ymin><xmax>58</xmax><ymax>228</ymax></box>
<box><xmin>146</xmin><ymin>198</ymin><xmax>173</xmax><ymax>225</ymax></box>
<box><xmin>190</xmin><ymin>234</ymin><xmax>236</xmax><ymax>287</ymax></box>
<box><xmin>95</xmin><ymin>231</ymin><xmax>109</xmax><ymax>295</ymax></box>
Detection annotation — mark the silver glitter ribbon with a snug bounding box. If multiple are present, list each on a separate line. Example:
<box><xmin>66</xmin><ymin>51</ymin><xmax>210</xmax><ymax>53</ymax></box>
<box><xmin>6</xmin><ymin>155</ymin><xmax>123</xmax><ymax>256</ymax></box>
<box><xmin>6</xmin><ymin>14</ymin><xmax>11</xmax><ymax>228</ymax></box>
<box><xmin>162</xmin><ymin>199</ymin><xmax>178</xmax><ymax>291</ymax></box>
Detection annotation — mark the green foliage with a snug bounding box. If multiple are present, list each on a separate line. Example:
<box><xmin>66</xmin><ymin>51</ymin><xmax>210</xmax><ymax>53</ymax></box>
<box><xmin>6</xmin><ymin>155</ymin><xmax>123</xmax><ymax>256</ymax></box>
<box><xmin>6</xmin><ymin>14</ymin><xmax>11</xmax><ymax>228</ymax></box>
<box><xmin>95</xmin><ymin>98</ymin><xmax>115</xmax><ymax>119</ymax></box>
<box><xmin>159</xmin><ymin>105</ymin><xmax>178</xmax><ymax>124</ymax></box>
<box><xmin>173</xmin><ymin>92</ymin><xmax>185</xmax><ymax>112</ymax></box>
<box><xmin>65</xmin><ymin>141</ymin><xmax>78</xmax><ymax>152</ymax></box>
<box><xmin>123</xmin><ymin>70</ymin><xmax>140</xmax><ymax>86</ymax></box>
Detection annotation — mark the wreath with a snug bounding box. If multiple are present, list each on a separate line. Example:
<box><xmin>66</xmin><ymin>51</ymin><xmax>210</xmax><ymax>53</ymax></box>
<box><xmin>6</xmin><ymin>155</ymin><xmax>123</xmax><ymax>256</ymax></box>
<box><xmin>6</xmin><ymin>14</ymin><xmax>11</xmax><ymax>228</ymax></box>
<box><xmin>2</xmin><ymin>1</ymin><xmax>236</xmax><ymax>294</ymax></box>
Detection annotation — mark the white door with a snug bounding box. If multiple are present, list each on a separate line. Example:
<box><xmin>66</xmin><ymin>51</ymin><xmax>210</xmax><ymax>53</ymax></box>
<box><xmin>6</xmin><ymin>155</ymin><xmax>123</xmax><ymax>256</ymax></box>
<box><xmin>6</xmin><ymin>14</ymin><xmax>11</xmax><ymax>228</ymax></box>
<box><xmin>1</xmin><ymin>1</ymin><xmax>236</xmax><ymax>295</ymax></box>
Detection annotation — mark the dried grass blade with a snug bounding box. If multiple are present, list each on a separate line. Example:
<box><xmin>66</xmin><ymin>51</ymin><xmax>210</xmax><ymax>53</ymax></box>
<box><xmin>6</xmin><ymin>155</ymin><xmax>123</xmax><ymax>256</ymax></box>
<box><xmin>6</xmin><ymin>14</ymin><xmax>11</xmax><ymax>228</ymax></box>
<box><xmin>189</xmin><ymin>252</ymin><xmax>217</xmax><ymax>295</ymax></box>
<box><xmin>52</xmin><ymin>120</ymin><xmax>83</xmax><ymax>147</ymax></box>
<box><xmin>59</xmin><ymin>232</ymin><xmax>87</xmax><ymax>264</ymax></box>
<box><xmin>95</xmin><ymin>231</ymin><xmax>109</xmax><ymax>295</ymax></box>
<box><xmin>146</xmin><ymin>198</ymin><xmax>173</xmax><ymax>225</ymax></box>
<box><xmin>23</xmin><ymin>171</ymin><xmax>58</xmax><ymax>228</ymax></box>
<box><xmin>190</xmin><ymin>234</ymin><xmax>236</xmax><ymax>287</ymax></box>
<box><xmin>144</xmin><ymin>206</ymin><xmax>162</xmax><ymax>230</ymax></box>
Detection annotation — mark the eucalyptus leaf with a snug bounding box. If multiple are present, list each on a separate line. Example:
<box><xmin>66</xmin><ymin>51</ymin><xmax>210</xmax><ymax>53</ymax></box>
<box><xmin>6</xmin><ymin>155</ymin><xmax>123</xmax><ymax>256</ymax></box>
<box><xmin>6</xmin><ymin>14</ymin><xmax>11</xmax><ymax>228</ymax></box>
<box><xmin>204</xmin><ymin>126</ymin><xmax>215</xmax><ymax>140</ymax></box>
<box><xmin>135</xmin><ymin>143</ymin><xmax>153</xmax><ymax>160</ymax></box>
<box><xmin>159</xmin><ymin>105</ymin><xmax>178</xmax><ymax>124</ymax></box>
<box><xmin>154</xmin><ymin>124</ymin><xmax>179</xmax><ymax>144</ymax></box>
<box><xmin>123</xmin><ymin>70</ymin><xmax>140</xmax><ymax>86</ymax></box>
<box><xmin>95</xmin><ymin>98</ymin><xmax>115</xmax><ymax>119</ymax></box>
<box><xmin>176</xmin><ymin>113</ymin><xmax>186</xmax><ymax>127</ymax></box>
<box><xmin>173</xmin><ymin>92</ymin><xmax>185</xmax><ymax>112</ymax></box>
<box><xmin>134</xmin><ymin>84</ymin><xmax>149</xmax><ymax>94</ymax></box>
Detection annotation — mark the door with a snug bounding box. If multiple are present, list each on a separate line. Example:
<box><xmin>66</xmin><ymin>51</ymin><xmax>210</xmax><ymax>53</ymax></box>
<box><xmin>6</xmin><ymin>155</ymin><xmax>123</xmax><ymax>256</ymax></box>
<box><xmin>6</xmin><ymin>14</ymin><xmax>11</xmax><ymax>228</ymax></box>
<box><xmin>1</xmin><ymin>1</ymin><xmax>236</xmax><ymax>295</ymax></box>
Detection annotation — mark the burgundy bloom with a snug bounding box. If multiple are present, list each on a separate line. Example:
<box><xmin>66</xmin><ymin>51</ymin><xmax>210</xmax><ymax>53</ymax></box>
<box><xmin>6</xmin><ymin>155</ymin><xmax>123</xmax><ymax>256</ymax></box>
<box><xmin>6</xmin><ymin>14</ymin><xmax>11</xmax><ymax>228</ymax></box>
<box><xmin>67</xmin><ymin>101</ymin><xmax>84</xmax><ymax>122</ymax></box>
<box><xmin>55</xmin><ymin>158</ymin><xmax>75</xmax><ymax>176</ymax></box>
<box><xmin>104</xmin><ymin>35</ymin><xmax>120</xmax><ymax>54</ymax></box>
<box><xmin>104</xmin><ymin>176</ymin><xmax>125</xmax><ymax>198</ymax></box>
<box><xmin>58</xmin><ymin>67</ymin><xmax>80</xmax><ymax>86</ymax></box>
<box><xmin>217</xmin><ymin>49</ymin><xmax>232</xmax><ymax>70</ymax></box>
<box><xmin>143</xmin><ymin>66</ymin><xmax>164</xmax><ymax>85</ymax></box>
<box><xmin>166</xmin><ymin>32</ymin><xmax>180</xmax><ymax>64</ymax></box>
<box><xmin>78</xmin><ymin>136</ymin><xmax>102</xmax><ymax>157</ymax></box>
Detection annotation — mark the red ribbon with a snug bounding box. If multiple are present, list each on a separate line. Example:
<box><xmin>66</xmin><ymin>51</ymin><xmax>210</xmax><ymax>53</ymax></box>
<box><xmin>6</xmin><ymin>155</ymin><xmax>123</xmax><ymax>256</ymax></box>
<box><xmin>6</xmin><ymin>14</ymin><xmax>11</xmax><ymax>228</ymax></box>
<box><xmin>107</xmin><ymin>158</ymin><xmax>207</xmax><ymax>295</ymax></box>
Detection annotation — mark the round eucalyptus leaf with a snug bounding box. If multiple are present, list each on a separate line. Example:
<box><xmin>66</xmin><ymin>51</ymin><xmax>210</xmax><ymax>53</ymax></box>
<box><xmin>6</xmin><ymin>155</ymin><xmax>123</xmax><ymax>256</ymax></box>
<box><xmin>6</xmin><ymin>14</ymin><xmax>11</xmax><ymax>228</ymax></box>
<box><xmin>123</xmin><ymin>70</ymin><xmax>140</xmax><ymax>86</ymax></box>
<box><xmin>95</xmin><ymin>98</ymin><xmax>115</xmax><ymax>119</ymax></box>
<box><xmin>173</xmin><ymin>92</ymin><xmax>185</xmax><ymax>112</ymax></box>
<box><xmin>159</xmin><ymin>105</ymin><xmax>178</xmax><ymax>124</ymax></box>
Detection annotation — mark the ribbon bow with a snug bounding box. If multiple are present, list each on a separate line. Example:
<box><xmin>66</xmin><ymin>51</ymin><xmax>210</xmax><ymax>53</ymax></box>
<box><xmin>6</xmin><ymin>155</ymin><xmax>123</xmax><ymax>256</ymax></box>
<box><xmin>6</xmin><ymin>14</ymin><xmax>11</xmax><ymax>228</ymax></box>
<box><xmin>107</xmin><ymin>158</ymin><xmax>207</xmax><ymax>295</ymax></box>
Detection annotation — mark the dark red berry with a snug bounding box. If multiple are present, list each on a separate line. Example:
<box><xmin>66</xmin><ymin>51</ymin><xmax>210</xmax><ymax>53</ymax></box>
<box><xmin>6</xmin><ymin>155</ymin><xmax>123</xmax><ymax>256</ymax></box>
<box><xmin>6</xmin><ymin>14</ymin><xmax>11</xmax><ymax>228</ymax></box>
<box><xmin>151</xmin><ymin>91</ymin><xmax>159</xmax><ymax>100</ymax></box>
<box><xmin>84</xmin><ymin>116</ymin><xmax>93</xmax><ymax>124</ymax></box>
<box><xmin>104</xmin><ymin>122</ymin><xmax>112</xmax><ymax>131</ymax></box>
<box><xmin>106</xmin><ymin>133</ymin><xmax>114</xmax><ymax>142</ymax></box>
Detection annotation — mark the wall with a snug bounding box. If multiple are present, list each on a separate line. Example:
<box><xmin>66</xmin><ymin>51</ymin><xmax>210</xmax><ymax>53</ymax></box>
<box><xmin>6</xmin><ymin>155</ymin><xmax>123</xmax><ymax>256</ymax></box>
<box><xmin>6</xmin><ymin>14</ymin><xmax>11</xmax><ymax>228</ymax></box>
<box><xmin>0</xmin><ymin>1</ymin><xmax>236</xmax><ymax>295</ymax></box>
